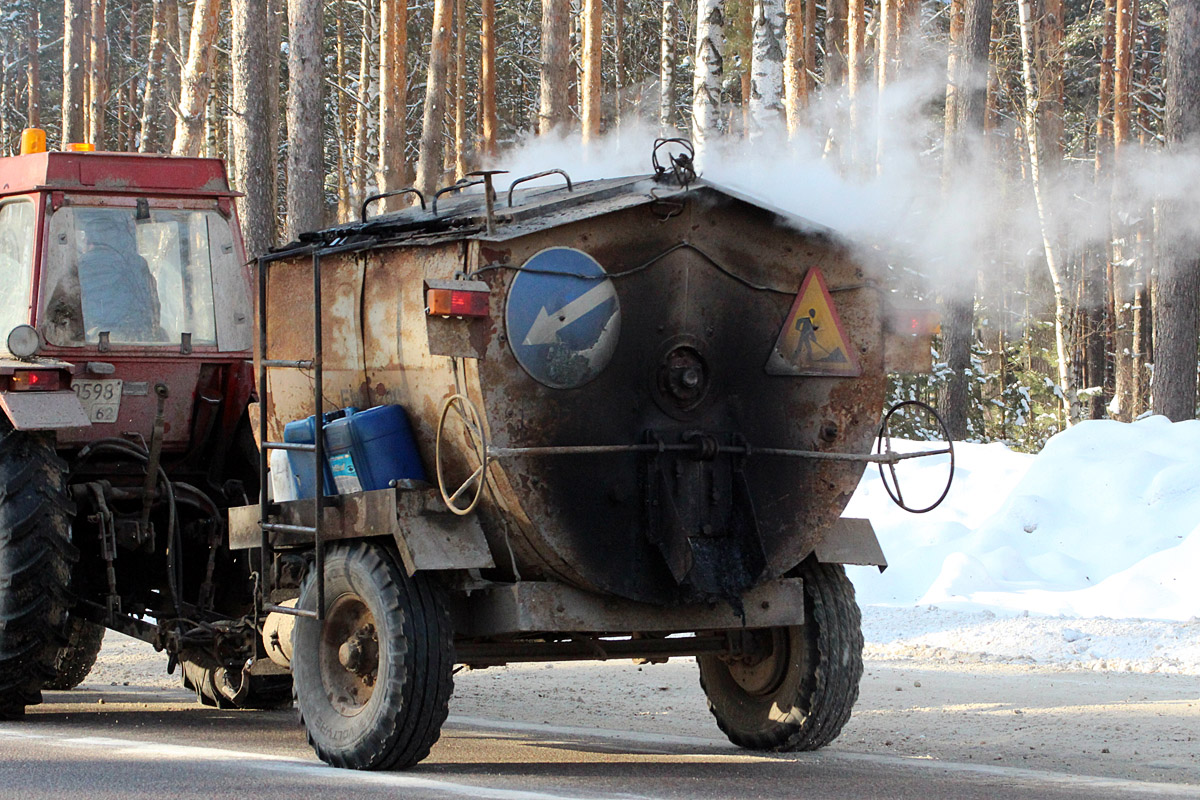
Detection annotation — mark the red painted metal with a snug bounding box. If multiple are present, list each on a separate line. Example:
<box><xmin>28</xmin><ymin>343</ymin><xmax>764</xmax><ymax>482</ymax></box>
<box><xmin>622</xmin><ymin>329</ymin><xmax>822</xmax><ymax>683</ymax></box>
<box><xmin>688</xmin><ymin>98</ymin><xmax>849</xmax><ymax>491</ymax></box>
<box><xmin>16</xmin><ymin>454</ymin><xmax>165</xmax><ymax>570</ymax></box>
<box><xmin>1</xmin><ymin>148</ymin><xmax>254</xmax><ymax>452</ymax></box>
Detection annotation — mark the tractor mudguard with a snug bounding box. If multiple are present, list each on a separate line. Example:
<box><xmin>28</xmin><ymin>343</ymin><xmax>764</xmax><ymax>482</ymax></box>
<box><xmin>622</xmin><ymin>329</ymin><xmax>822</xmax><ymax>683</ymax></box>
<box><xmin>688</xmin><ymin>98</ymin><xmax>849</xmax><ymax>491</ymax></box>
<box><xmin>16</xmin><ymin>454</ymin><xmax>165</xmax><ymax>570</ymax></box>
<box><xmin>0</xmin><ymin>390</ymin><xmax>91</xmax><ymax>430</ymax></box>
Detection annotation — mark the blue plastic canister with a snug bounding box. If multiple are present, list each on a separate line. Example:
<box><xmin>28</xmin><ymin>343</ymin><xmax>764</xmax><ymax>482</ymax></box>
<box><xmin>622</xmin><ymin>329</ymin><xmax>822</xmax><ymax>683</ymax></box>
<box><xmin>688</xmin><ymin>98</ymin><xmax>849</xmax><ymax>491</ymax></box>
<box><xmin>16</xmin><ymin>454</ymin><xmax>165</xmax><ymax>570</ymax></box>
<box><xmin>282</xmin><ymin>407</ymin><xmax>357</xmax><ymax>498</ymax></box>
<box><xmin>323</xmin><ymin>404</ymin><xmax>427</xmax><ymax>494</ymax></box>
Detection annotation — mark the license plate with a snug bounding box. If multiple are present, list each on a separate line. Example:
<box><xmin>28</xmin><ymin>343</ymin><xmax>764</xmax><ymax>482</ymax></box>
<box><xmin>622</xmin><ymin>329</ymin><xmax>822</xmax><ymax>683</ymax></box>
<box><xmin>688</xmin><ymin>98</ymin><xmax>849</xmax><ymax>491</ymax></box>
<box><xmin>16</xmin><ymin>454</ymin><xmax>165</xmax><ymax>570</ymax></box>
<box><xmin>72</xmin><ymin>379</ymin><xmax>123</xmax><ymax>423</ymax></box>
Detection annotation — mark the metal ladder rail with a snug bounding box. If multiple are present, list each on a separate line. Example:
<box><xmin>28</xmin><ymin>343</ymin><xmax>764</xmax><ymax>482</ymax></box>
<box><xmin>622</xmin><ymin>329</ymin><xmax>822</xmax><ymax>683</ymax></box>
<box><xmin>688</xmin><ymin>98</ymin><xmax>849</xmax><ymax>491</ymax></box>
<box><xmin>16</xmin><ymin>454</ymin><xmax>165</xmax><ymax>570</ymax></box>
<box><xmin>257</xmin><ymin>248</ymin><xmax>325</xmax><ymax>622</ymax></box>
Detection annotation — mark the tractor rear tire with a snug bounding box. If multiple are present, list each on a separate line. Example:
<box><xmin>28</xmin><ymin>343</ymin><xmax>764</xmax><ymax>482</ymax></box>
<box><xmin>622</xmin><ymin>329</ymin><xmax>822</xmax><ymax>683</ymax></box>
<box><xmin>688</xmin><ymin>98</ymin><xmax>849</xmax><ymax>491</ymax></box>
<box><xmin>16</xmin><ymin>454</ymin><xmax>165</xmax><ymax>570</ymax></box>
<box><xmin>0</xmin><ymin>427</ymin><xmax>76</xmax><ymax>718</ymax></box>
<box><xmin>698</xmin><ymin>560</ymin><xmax>863</xmax><ymax>752</ymax></box>
<box><xmin>292</xmin><ymin>541</ymin><xmax>454</xmax><ymax>770</ymax></box>
<box><xmin>45</xmin><ymin>616</ymin><xmax>106</xmax><ymax>690</ymax></box>
<box><xmin>180</xmin><ymin>660</ymin><xmax>294</xmax><ymax>710</ymax></box>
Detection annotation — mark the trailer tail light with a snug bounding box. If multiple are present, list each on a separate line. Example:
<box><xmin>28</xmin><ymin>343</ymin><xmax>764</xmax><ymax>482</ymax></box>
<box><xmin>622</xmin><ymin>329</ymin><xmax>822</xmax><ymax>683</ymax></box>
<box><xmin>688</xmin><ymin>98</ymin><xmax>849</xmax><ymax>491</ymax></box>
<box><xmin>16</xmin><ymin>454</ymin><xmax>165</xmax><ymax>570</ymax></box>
<box><xmin>8</xmin><ymin>370</ymin><xmax>64</xmax><ymax>392</ymax></box>
<box><xmin>425</xmin><ymin>281</ymin><xmax>489</xmax><ymax>318</ymax></box>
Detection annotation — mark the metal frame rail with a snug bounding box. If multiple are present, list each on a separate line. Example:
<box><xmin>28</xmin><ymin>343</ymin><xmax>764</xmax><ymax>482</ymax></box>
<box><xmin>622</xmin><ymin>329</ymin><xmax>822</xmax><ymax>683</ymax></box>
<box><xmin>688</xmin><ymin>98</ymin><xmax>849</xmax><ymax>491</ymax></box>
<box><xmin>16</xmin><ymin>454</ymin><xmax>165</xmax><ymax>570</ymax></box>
<box><xmin>257</xmin><ymin>248</ymin><xmax>325</xmax><ymax>622</ymax></box>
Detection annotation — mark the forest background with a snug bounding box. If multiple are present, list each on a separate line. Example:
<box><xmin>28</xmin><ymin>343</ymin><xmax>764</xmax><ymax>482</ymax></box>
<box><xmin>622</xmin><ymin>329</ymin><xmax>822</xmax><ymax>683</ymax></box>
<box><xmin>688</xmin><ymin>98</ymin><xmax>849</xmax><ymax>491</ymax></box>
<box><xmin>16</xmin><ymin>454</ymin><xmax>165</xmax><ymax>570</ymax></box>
<box><xmin>1</xmin><ymin>0</ymin><xmax>1199</xmax><ymax>450</ymax></box>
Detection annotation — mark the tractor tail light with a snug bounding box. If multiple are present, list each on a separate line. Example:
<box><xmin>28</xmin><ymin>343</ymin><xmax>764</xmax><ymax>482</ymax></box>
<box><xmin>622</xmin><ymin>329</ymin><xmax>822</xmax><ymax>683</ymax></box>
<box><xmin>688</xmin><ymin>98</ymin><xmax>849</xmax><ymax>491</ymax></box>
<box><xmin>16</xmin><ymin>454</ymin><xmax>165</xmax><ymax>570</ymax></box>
<box><xmin>8</xmin><ymin>370</ymin><xmax>64</xmax><ymax>391</ymax></box>
<box><xmin>426</xmin><ymin>284</ymin><xmax>489</xmax><ymax>318</ymax></box>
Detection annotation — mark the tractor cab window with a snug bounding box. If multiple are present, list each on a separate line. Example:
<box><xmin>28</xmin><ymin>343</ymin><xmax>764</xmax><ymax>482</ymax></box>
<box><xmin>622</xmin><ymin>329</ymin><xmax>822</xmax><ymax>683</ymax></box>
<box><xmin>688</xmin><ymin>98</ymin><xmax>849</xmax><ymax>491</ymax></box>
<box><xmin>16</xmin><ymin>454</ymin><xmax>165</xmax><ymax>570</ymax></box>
<box><xmin>41</xmin><ymin>204</ymin><xmax>242</xmax><ymax>349</ymax></box>
<box><xmin>0</xmin><ymin>200</ymin><xmax>35</xmax><ymax>346</ymax></box>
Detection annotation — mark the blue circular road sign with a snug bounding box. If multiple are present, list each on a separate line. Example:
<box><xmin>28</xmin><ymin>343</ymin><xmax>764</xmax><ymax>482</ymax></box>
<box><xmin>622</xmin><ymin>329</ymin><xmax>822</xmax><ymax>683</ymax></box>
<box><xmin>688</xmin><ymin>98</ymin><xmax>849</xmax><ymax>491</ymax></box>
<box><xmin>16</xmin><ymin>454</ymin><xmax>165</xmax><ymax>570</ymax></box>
<box><xmin>505</xmin><ymin>247</ymin><xmax>621</xmax><ymax>389</ymax></box>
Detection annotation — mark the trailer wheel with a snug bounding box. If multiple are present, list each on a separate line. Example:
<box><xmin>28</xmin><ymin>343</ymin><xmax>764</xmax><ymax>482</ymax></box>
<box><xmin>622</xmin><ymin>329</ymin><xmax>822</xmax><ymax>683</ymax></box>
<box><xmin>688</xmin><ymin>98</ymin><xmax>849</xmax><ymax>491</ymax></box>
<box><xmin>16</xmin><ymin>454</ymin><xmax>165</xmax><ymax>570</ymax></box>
<box><xmin>0</xmin><ymin>427</ymin><xmax>76</xmax><ymax>718</ymax></box>
<box><xmin>180</xmin><ymin>660</ymin><xmax>294</xmax><ymax>710</ymax></box>
<box><xmin>45</xmin><ymin>616</ymin><xmax>105</xmax><ymax>690</ymax></box>
<box><xmin>698</xmin><ymin>560</ymin><xmax>863</xmax><ymax>752</ymax></box>
<box><xmin>292</xmin><ymin>542</ymin><xmax>454</xmax><ymax>770</ymax></box>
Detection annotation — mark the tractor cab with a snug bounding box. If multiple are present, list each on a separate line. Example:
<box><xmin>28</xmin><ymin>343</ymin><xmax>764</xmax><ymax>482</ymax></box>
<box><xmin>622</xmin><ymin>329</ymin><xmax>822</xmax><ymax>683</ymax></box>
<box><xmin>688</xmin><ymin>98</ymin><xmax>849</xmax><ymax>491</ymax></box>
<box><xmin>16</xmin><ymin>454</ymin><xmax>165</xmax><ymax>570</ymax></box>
<box><xmin>0</xmin><ymin>131</ymin><xmax>254</xmax><ymax>449</ymax></box>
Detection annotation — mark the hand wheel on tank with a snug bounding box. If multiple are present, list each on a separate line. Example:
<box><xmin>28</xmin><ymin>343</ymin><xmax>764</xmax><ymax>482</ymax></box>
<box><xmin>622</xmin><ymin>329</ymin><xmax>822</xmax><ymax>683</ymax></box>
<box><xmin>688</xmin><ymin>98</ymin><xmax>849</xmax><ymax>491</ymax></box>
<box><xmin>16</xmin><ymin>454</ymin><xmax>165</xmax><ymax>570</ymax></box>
<box><xmin>435</xmin><ymin>393</ymin><xmax>490</xmax><ymax>516</ymax></box>
<box><xmin>875</xmin><ymin>400</ymin><xmax>955</xmax><ymax>514</ymax></box>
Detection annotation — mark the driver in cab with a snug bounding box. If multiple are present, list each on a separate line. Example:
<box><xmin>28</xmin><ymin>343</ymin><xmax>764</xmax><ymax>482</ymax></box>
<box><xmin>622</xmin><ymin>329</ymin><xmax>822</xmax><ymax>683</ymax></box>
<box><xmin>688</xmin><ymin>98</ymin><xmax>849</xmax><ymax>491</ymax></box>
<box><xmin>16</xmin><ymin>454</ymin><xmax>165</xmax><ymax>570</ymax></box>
<box><xmin>77</xmin><ymin>213</ymin><xmax>162</xmax><ymax>341</ymax></box>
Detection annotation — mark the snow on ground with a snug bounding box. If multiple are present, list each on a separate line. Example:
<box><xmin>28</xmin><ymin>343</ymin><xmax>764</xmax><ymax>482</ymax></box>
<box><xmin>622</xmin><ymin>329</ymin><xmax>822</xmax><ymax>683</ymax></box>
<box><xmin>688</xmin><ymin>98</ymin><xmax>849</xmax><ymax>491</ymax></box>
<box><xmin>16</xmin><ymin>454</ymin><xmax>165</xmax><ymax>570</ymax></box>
<box><xmin>846</xmin><ymin>415</ymin><xmax>1200</xmax><ymax>673</ymax></box>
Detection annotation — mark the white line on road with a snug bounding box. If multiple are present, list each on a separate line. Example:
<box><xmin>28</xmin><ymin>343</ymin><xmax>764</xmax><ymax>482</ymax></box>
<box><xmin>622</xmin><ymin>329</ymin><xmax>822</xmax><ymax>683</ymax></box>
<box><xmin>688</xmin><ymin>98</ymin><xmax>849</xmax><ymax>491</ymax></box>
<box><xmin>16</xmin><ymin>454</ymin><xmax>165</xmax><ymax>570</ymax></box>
<box><xmin>0</xmin><ymin>728</ymin><xmax>644</xmax><ymax>800</ymax></box>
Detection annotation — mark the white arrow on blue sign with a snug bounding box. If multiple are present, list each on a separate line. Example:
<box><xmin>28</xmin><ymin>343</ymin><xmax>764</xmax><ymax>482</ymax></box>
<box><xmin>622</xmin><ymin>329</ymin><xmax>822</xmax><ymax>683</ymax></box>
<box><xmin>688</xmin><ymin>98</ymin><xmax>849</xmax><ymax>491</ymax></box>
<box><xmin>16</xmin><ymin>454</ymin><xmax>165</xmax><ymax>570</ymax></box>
<box><xmin>505</xmin><ymin>247</ymin><xmax>622</xmax><ymax>390</ymax></box>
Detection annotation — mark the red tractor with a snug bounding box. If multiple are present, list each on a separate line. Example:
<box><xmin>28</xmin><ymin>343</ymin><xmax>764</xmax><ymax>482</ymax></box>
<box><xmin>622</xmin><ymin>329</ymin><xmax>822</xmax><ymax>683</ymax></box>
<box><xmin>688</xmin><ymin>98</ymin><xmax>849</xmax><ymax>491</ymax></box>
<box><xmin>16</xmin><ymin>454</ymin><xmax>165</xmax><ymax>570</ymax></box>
<box><xmin>0</xmin><ymin>131</ymin><xmax>282</xmax><ymax>715</ymax></box>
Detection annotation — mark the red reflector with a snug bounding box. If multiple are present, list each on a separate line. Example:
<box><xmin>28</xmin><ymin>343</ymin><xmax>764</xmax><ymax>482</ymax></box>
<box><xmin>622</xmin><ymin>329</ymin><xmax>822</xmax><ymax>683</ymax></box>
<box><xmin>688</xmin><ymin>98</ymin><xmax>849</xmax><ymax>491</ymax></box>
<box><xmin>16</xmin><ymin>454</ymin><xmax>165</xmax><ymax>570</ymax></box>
<box><xmin>9</xmin><ymin>370</ymin><xmax>63</xmax><ymax>391</ymax></box>
<box><xmin>427</xmin><ymin>287</ymin><xmax>489</xmax><ymax>317</ymax></box>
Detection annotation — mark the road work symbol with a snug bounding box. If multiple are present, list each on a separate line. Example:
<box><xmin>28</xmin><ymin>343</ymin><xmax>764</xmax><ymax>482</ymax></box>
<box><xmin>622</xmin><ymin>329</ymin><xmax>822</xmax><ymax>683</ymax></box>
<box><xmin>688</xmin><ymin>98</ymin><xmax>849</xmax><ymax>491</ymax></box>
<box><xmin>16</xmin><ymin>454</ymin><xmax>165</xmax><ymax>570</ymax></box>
<box><xmin>506</xmin><ymin>247</ymin><xmax>621</xmax><ymax>389</ymax></box>
<box><xmin>765</xmin><ymin>267</ymin><xmax>861</xmax><ymax>377</ymax></box>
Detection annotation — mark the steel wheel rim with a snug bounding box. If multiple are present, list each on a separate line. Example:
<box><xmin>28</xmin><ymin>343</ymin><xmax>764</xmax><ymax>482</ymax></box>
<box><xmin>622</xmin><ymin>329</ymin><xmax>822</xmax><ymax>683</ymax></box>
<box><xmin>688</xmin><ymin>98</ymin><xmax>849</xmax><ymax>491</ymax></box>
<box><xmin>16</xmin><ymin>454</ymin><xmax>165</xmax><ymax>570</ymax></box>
<box><xmin>318</xmin><ymin>593</ymin><xmax>380</xmax><ymax>716</ymax></box>
<box><xmin>724</xmin><ymin>628</ymin><xmax>790</xmax><ymax>697</ymax></box>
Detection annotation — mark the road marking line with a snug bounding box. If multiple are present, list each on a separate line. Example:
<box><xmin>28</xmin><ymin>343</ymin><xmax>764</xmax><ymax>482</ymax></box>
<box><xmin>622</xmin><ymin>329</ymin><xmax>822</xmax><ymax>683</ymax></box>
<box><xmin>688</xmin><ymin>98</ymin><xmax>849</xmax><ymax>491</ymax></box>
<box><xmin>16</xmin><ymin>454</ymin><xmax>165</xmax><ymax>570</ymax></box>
<box><xmin>447</xmin><ymin>715</ymin><xmax>1200</xmax><ymax>797</ymax></box>
<box><xmin>0</xmin><ymin>728</ymin><xmax>644</xmax><ymax>800</ymax></box>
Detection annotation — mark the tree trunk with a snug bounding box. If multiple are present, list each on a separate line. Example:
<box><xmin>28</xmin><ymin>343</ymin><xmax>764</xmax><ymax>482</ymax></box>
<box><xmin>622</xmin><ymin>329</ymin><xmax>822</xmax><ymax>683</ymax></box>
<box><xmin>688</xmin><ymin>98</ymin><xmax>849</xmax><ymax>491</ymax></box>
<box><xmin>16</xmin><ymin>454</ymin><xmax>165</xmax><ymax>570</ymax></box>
<box><xmin>454</xmin><ymin>0</ymin><xmax>469</xmax><ymax>176</ymax></box>
<box><xmin>943</xmin><ymin>0</ymin><xmax>963</xmax><ymax>147</ymax></box>
<box><xmin>286</xmin><ymin>0</ymin><xmax>326</xmax><ymax>239</ymax></box>
<box><xmin>138</xmin><ymin>0</ymin><xmax>167</xmax><ymax>152</ymax></box>
<box><xmin>162</xmin><ymin>0</ymin><xmax>181</xmax><ymax>152</ymax></box>
<box><xmin>173</xmin><ymin>0</ymin><xmax>220</xmax><ymax>156</ymax></box>
<box><xmin>415</xmin><ymin>0</ymin><xmax>453</xmax><ymax>198</ymax></box>
<box><xmin>1017</xmin><ymin>0</ymin><xmax>1077</xmax><ymax>425</ymax></box>
<box><xmin>1110</xmin><ymin>0</ymin><xmax>1137</xmax><ymax>420</ymax></box>
<box><xmin>26</xmin><ymin>8</ymin><xmax>40</xmax><ymax>128</ymax></box>
<box><xmin>378</xmin><ymin>0</ymin><xmax>408</xmax><ymax>211</ymax></box>
<box><xmin>750</xmin><ymin>0</ymin><xmax>786</xmax><ymax>138</ymax></box>
<box><xmin>88</xmin><ymin>0</ymin><xmax>107</xmax><ymax>146</ymax></box>
<box><xmin>1153</xmin><ymin>0</ymin><xmax>1200</xmax><ymax>420</ymax></box>
<box><xmin>847</xmin><ymin>0</ymin><xmax>866</xmax><ymax>146</ymax></box>
<box><xmin>539</xmin><ymin>0</ymin><xmax>571</xmax><ymax>135</ymax></box>
<box><xmin>63</xmin><ymin>0</ymin><xmax>87</xmax><ymax>146</ymax></box>
<box><xmin>659</xmin><ymin>0</ymin><xmax>676</xmax><ymax>133</ymax></box>
<box><xmin>691</xmin><ymin>0</ymin><xmax>725</xmax><ymax>162</ymax></box>
<box><xmin>614</xmin><ymin>0</ymin><xmax>624</xmax><ymax>130</ymax></box>
<box><xmin>825</xmin><ymin>0</ymin><xmax>847</xmax><ymax>87</ymax></box>
<box><xmin>783</xmin><ymin>0</ymin><xmax>805</xmax><ymax>137</ymax></box>
<box><xmin>350</xmin><ymin>1</ymin><xmax>371</xmax><ymax>213</ymax></box>
<box><xmin>939</xmin><ymin>0</ymin><xmax>993</xmax><ymax>441</ymax></box>
<box><xmin>582</xmin><ymin>0</ymin><xmax>603</xmax><ymax>143</ymax></box>
<box><xmin>231</xmin><ymin>0</ymin><xmax>275</xmax><ymax>257</ymax></box>
<box><xmin>480</xmin><ymin>0</ymin><xmax>497</xmax><ymax>159</ymax></box>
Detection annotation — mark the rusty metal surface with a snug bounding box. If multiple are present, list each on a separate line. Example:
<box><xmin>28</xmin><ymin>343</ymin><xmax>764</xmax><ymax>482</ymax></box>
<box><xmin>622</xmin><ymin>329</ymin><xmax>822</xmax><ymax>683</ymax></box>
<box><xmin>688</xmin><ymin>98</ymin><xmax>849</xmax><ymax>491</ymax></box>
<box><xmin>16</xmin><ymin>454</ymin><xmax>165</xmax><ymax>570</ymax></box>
<box><xmin>261</xmin><ymin>251</ymin><xmax>366</xmax><ymax>443</ymax></box>
<box><xmin>263</xmin><ymin>178</ymin><xmax>890</xmax><ymax>609</ymax></box>
<box><xmin>813</xmin><ymin>517</ymin><xmax>888</xmax><ymax>569</ymax></box>
<box><xmin>0</xmin><ymin>389</ymin><xmax>92</xmax><ymax>429</ymax></box>
<box><xmin>453</xmin><ymin>577</ymin><xmax>806</xmax><ymax>638</ymax></box>
<box><xmin>227</xmin><ymin>488</ymin><xmax>494</xmax><ymax>572</ymax></box>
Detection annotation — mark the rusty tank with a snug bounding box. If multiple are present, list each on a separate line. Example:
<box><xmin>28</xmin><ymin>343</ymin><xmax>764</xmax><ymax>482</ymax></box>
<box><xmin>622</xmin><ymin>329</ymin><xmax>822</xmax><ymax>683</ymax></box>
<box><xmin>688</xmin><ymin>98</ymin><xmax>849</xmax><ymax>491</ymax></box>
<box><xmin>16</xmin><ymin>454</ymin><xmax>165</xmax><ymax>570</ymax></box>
<box><xmin>237</xmin><ymin>143</ymin><xmax>942</xmax><ymax>770</ymax></box>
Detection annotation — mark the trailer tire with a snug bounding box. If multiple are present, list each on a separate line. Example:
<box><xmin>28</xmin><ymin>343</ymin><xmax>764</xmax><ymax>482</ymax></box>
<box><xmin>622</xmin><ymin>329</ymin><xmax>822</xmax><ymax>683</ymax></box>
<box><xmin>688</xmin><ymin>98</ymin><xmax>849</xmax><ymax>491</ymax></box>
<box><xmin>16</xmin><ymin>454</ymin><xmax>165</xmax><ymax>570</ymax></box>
<box><xmin>0</xmin><ymin>427</ymin><xmax>76</xmax><ymax>718</ymax></box>
<box><xmin>698</xmin><ymin>560</ymin><xmax>863</xmax><ymax>752</ymax></box>
<box><xmin>180</xmin><ymin>660</ymin><xmax>294</xmax><ymax>710</ymax></box>
<box><xmin>292</xmin><ymin>542</ymin><xmax>454</xmax><ymax>770</ymax></box>
<box><xmin>45</xmin><ymin>616</ymin><xmax>105</xmax><ymax>690</ymax></box>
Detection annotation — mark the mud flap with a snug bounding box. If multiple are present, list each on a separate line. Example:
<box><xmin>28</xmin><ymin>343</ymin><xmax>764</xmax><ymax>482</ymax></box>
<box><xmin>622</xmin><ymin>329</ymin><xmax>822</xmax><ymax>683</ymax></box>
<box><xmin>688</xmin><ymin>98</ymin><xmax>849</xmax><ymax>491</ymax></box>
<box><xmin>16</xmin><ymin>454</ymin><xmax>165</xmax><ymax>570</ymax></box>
<box><xmin>0</xmin><ymin>390</ymin><xmax>91</xmax><ymax>430</ymax></box>
<box><xmin>814</xmin><ymin>517</ymin><xmax>888</xmax><ymax>572</ymax></box>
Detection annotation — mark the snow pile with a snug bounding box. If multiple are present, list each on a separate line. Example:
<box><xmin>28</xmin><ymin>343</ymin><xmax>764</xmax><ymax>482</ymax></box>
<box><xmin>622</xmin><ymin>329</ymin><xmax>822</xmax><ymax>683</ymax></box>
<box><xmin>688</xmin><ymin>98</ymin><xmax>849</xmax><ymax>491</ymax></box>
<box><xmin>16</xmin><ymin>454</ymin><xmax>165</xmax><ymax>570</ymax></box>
<box><xmin>845</xmin><ymin>416</ymin><xmax>1200</xmax><ymax>673</ymax></box>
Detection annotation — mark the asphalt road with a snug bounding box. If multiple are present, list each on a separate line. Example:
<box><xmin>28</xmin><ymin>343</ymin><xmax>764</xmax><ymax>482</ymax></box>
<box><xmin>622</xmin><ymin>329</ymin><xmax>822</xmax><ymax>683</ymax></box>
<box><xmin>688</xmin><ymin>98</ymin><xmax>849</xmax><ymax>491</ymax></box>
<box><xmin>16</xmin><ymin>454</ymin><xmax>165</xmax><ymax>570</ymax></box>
<box><xmin>0</xmin><ymin>687</ymin><xmax>1195</xmax><ymax>800</ymax></box>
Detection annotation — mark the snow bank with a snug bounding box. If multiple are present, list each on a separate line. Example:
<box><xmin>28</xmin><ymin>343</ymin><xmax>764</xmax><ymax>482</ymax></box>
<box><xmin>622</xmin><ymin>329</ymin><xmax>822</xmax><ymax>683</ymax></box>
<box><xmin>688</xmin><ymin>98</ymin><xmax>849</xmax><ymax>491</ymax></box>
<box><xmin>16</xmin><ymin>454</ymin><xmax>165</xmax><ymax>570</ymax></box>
<box><xmin>845</xmin><ymin>416</ymin><xmax>1200</xmax><ymax>672</ymax></box>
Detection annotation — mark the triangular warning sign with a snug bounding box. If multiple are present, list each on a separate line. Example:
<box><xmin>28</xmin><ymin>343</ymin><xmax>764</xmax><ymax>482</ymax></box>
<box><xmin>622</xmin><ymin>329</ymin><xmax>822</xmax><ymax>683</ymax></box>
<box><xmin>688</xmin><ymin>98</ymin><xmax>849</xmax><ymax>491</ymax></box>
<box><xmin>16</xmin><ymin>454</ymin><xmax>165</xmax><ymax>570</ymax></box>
<box><xmin>765</xmin><ymin>267</ymin><xmax>861</xmax><ymax>377</ymax></box>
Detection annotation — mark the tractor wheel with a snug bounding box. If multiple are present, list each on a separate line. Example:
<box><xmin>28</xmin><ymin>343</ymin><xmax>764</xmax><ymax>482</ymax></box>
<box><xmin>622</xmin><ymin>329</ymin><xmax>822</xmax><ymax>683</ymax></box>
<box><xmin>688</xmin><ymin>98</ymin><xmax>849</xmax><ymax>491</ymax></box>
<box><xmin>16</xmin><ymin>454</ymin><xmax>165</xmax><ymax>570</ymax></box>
<box><xmin>0</xmin><ymin>427</ymin><xmax>76</xmax><ymax>718</ymax></box>
<box><xmin>292</xmin><ymin>541</ymin><xmax>454</xmax><ymax>770</ymax></box>
<box><xmin>698</xmin><ymin>560</ymin><xmax>863</xmax><ymax>752</ymax></box>
<box><xmin>45</xmin><ymin>616</ymin><xmax>106</xmax><ymax>690</ymax></box>
<box><xmin>180</xmin><ymin>660</ymin><xmax>294</xmax><ymax>710</ymax></box>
